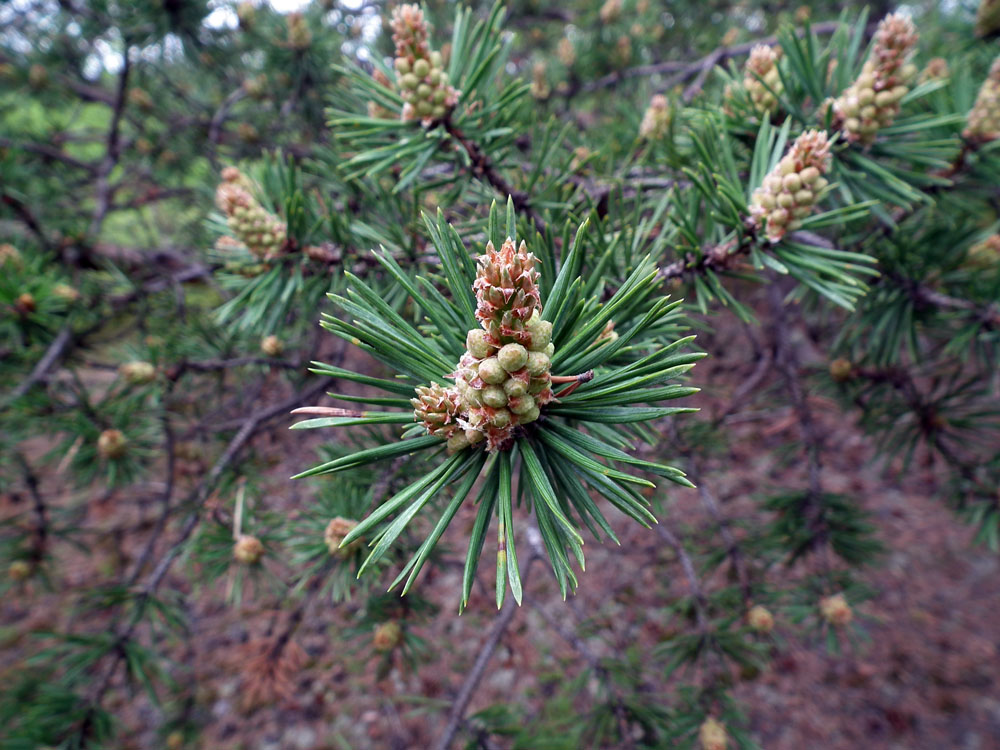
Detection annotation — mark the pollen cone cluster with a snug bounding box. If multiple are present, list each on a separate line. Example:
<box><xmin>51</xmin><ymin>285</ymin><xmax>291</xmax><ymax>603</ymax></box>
<box><xmin>743</xmin><ymin>44</ymin><xmax>783</xmax><ymax>115</ymax></box>
<box><xmin>833</xmin><ymin>12</ymin><xmax>918</xmax><ymax>145</ymax></box>
<box><xmin>411</xmin><ymin>238</ymin><xmax>555</xmax><ymax>453</ymax></box>
<box><xmin>391</xmin><ymin>4</ymin><xmax>458</xmax><ymax>124</ymax></box>
<box><xmin>215</xmin><ymin>167</ymin><xmax>287</xmax><ymax>259</ymax></box>
<box><xmin>639</xmin><ymin>94</ymin><xmax>672</xmax><ymax>140</ymax></box>
<box><xmin>964</xmin><ymin>56</ymin><xmax>1000</xmax><ymax>143</ymax></box>
<box><xmin>750</xmin><ymin>129</ymin><xmax>832</xmax><ymax>242</ymax></box>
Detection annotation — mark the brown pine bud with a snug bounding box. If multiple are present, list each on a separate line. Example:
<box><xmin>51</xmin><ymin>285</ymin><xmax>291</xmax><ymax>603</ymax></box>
<box><xmin>819</xmin><ymin>593</ymin><xmax>853</xmax><ymax>626</ymax></box>
<box><xmin>324</xmin><ymin>517</ymin><xmax>361</xmax><ymax>556</ymax></box>
<box><xmin>373</xmin><ymin>621</ymin><xmax>402</xmax><ymax>652</ymax></box>
<box><xmin>97</xmin><ymin>429</ymin><xmax>128</xmax><ymax>460</ymax></box>
<box><xmin>260</xmin><ymin>335</ymin><xmax>283</xmax><ymax>357</ymax></box>
<box><xmin>747</xmin><ymin>605</ymin><xmax>775</xmax><ymax>633</ymax></box>
<box><xmin>699</xmin><ymin>717</ymin><xmax>728</xmax><ymax>750</ymax></box>
<box><xmin>233</xmin><ymin>534</ymin><xmax>265</xmax><ymax>564</ymax></box>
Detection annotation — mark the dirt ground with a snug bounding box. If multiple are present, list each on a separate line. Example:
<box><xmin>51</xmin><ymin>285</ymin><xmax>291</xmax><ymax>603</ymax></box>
<box><xmin>3</xmin><ymin>297</ymin><xmax>999</xmax><ymax>750</ymax></box>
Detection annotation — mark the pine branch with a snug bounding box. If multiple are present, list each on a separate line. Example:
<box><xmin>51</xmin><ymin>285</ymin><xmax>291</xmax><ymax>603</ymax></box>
<box><xmin>432</xmin><ymin>529</ymin><xmax>543</xmax><ymax>750</ymax></box>
<box><xmin>443</xmin><ymin>118</ymin><xmax>548</xmax><ymax>237</ymax></box>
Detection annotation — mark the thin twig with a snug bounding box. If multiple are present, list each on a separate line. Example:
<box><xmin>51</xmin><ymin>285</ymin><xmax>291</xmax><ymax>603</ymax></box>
<box><xmin>432</xmin><ymin>528</ymin><xmax>543</xmax><ymax>750</ymax></box>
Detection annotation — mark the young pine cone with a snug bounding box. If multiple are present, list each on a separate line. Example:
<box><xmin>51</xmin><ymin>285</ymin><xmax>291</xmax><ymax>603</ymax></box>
<box><xmin>215</xmin><ymin>168</ymin><xmax>287</xmax><ymax>260</ymax></box>
<box><xmin>749</xmin><ymin>129</ymin><xmax>832</xmax><ymax>242</ymax></box>
<box><xmin>964</xmin><ymin>56</ymin><xmax>1000</xmax><ymax>143</ymax></box>
<box><xmin>391</xmin><ymin>4</ymin><xmax>458</xmax><ymax>124</ymax></box>
<box><xmin>833</xmin><ymin>12</ymin><xmax>918</xmax><ymax>145</ymax></box>
<box><xmin>744</xmin><ymin>44</ymin><xmax>783</xmax><ymax>116</ymax></box>
<box><xmin>639</xmin><ymin>94</ymin><xmax>672</xmax><ymax>141</ymax></box>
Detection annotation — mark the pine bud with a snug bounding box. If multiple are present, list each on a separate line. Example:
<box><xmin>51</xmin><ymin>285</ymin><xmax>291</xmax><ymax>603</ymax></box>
<box><xmin>215</xmin><ymin>168</ymin><xmax>287</xmax><ymax>259</ymax></box>
<box><xmin>233</xmin><ymin>534</ymin><xmax>265</xmax><ymax>565</ymax></box>
<box><xmin>747</xmin><ymin>605</ymin><xmax>775</xmax><ymax>633</ymax></box>
<box><xmin>819</xmin><ymin>593</ymin><xmax>853</xmax><ymax>626</ymax></box>
<box><xmin>53</xmin><ymin>283</ymin><xmax>80</xmax><ymax>303</ymax></box>
<box><xmin>557</xmin><ymin>37</ymin><xmax>576</xmax><ymax>67</ymax></box>
<box><xmin>749</xmin><ymin>130</ymin><xmax>832</xmax><ymax>242</ymax></box>
<box><xmin>833</xmin><ymin>12</ymin><xmax>918</xmax><ymax>145</ymax></box>
<box><xmin>699</xmin><ymin>718</ymin><xmax>728</xmax><ymax>750</ymax></box>
<box><xmin>260</xmin><ymin>335</ymin><xmax>284</xmax><ymax>357</ymax></box>
<box><xmin>829</xmin><ymin>357</ymin><xmax>854</xmax><ymax>382</ymax></box>
<box><xmin>639</xmin><ymin>94</ymin><xmax>672</xmax><ymax>141</ymax></box>
<box><xmin>964</xmin><ymin>56</ymin><xmax>1000</xmax><ymax>144</ymax></box>
<box><xmin>0</xmin><ymin>243</ymin><xmax>21</xmax><ymax>268</ymax></box>
<box><xmin>98</xmin><ymin>429</ymin><xmax>128</xmax><ymax>460</ymax></box>
<box><xmin>373</xmin><ymin>621</ymin><xmax>402</xmax><ymax>652</ymax></box>
<box><xmin>919</xmin><ymin>57</ymin><xmax>950</xmax><ymax>84</ymax></box>
<box><xmin>128</xmin><ymin>87</ymin><xmax>153</xmax><ymax>111</ymax></box>
<box><xmin>324</xmin><ymin>517</ymin><xmax>361</xmax><ymax>556</ymax></box>
<box><xmin>599</xmin><ymin>0</ymin><xmax>622</xmax><ymax>24</ymax></box>
<box><xmin>412</xmin><ymin>382</ymin><xmax>460</xmax><ymax>438</ymax></box>
<box><xmin>531</xmin><ymin>62</ymin><xmax>551</xmax><ymax>100</ymax></box>
<box><xmin>9</xmin><ymin>560</ymin><xmax>31</xmax><ymax>582</ymax></box>
<box><xmin>28</xmin><ymin>63</ymin><xmax>48</xmax><ymax>89</ymax></box>
<box><xmin>119</xmin><ymin>361</ymin><xmax>156</xmax><ymax>385</ymax></box>
<box><xmin>165</xmin><ymin>731</ymin><xmax>185</xmax><ymax>750</ymax></box>
<box><xmin>15</xmin><ymin>292</ymin><xmax>35</xmax><ymax>315</ymax></box>
<box><xmin>744</xmin><ymin>44</ymin><xmax>783</xmax><ymax>116</ymax></box>
<box><xmin>391</xmin><ymin>4</ymin><xmax>458</xmax><ymax>124</ymax></box>
<box><xmin>286</xmin><ymin>12</ymin><xmax>312</xmax><ymax>50</ymax></box>
<box><xmin>236</xmin><ymin>1</ymin><xmax>255</xmax><ymax>29</ymax></box>
<box><xmin>962</xmin><ymin>234</ymin><xmax>1000</xmax><ymax>270</ymax></box>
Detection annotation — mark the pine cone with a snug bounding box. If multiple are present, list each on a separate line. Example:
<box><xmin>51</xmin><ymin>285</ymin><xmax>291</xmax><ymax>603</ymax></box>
<box><xmin>750</xmin><ymin>129</ymin><xmax>832</xmax><ymax>242</ymax></box>
<box><xmin>833</xmin><ymin>12</ymin><xmax>918</xmax><ymax>145</ymax></box>
<box><xmin>964</xmin><ymin>56</ymin><xmax>1000</xmax><ymax>143</ymax></box>
<box><xmin>391</xmin><ymin>4</ymin><xmax>458</xmax><ymax>123</ymax></box>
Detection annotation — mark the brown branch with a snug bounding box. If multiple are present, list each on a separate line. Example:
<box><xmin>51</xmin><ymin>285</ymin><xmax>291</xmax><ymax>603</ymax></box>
<box><xmin>571</xmin><ymin>21</ymin><xmax>845</xmax><ymax>98</ymax></box>
<box><xmin>432</xmin><ymin>529</ymin><xmax>543</xmax><ymax>750</ymax></box>
<box><xmin>443</xmin><ymin>118</ymin><xmax>548</xmax><ymax>237</ymax></box>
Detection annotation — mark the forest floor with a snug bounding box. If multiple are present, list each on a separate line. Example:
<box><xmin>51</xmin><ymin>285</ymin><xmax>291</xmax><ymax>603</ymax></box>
<box><xmin>2</xmin><ymin>290</ymin><xmax>999</xmax><ymax>750</ymax></box>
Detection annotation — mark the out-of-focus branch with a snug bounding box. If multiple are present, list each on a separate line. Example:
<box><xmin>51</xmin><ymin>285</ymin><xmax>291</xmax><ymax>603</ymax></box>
<box><xmin>432</xmin><ymin>529</ymin><xmax>543</xmax><ymax>750</ymax></box>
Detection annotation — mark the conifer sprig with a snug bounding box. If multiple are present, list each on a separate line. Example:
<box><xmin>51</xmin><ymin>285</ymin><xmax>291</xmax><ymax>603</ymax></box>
<box><xmin>294</xmin><ymin>199</ymin><xmax>701</xmax><ymax>608</ymax></box>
